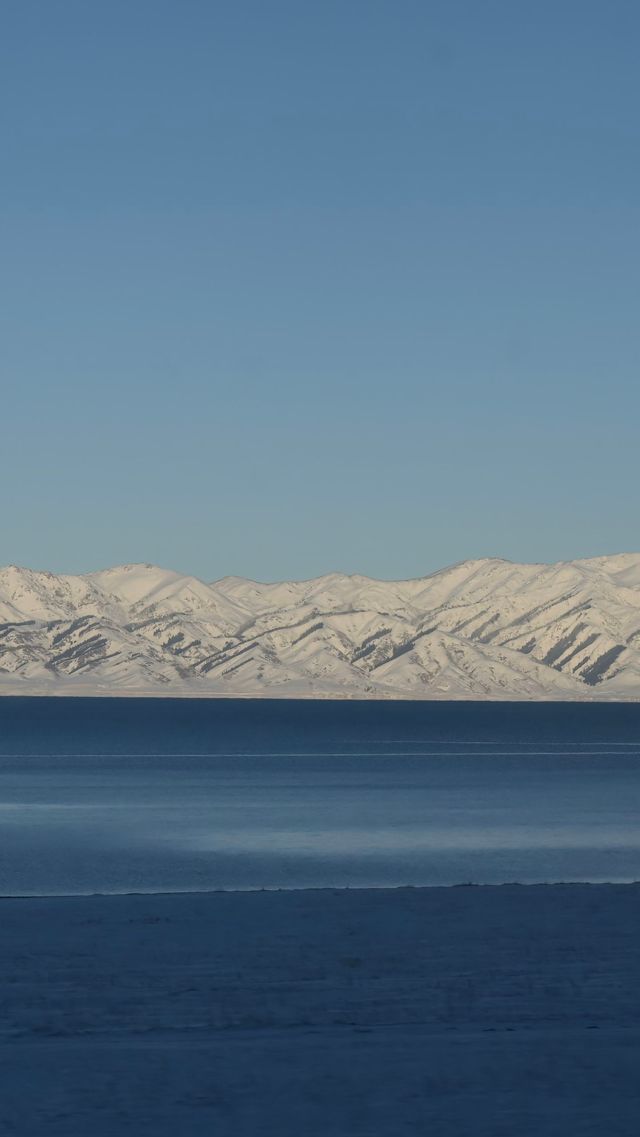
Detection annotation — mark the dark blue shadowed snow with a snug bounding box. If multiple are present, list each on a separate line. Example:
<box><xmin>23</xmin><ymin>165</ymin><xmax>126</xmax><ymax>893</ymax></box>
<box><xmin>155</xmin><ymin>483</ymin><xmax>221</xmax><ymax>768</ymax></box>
<box><xmin>1</xmin><ymin>697</ymin><xmax>639</xmax><ymax>894</ymax></box>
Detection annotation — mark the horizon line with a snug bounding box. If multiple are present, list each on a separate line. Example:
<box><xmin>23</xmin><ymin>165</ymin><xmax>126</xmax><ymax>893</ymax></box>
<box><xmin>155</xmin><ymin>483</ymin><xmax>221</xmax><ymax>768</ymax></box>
<box><xmin>1</xmin><ymin>550</ymin><xmax>639</xmax><ymax>590</ymax></box>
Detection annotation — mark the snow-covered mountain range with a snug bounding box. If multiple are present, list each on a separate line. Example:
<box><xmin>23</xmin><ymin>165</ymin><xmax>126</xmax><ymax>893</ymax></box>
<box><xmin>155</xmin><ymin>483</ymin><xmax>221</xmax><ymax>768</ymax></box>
<box><xmin>1</xmin><ymin>555</ymin><xmax>639</xmax><ymax>699</ymax></box>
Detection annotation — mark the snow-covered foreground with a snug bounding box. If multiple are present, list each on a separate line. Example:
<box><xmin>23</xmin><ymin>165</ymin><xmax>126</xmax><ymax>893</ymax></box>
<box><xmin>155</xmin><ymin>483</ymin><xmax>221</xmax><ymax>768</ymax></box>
<box><xmin>2</xmin><ymin>885</ymin><xmax>640</xmax><ymax>1135</ymax></box>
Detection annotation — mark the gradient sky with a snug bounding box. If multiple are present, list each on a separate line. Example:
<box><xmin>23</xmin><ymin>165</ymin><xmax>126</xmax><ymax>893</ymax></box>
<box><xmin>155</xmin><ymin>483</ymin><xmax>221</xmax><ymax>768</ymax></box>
<box><xmin>2</xmin><ymin>1</ymin><xmax>638</xmax><ymax>581</ymax></box>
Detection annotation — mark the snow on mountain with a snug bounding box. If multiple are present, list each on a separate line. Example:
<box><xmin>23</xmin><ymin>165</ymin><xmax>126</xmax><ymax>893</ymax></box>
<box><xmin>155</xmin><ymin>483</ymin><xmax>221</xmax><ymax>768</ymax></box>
<box><xmin>0</xmin><ymin>555</ymin><xmax>639</xmax><ymax>699</ymax></box>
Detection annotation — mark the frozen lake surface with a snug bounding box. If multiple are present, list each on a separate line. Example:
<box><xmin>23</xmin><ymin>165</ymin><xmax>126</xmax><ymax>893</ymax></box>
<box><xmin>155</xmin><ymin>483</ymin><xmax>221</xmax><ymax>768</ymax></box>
<box><xmin>1</xmin><ymin>697</ymin><xmax>640</xmax><ymax>894</ymax></box>
<box><xmin>2</xmin><ymin>884</ymin><xmax>640</xmax><ymax>1135</ymax></box>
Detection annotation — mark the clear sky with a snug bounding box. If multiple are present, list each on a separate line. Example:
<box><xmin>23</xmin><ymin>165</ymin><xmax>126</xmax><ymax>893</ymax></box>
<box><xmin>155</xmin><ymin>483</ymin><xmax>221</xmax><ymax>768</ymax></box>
<box><xmin>2</xmin><ymin>1</ymin><xmax>638</xmax><ymax>581</ymax></box>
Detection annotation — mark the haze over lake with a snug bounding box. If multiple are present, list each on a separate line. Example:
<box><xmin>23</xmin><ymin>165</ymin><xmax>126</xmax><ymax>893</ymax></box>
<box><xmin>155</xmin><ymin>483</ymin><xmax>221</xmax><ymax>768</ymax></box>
<box><xmin>1</xmin><ymin>697</ymin><xmax>639</xmax><ymax>896</ymax></box>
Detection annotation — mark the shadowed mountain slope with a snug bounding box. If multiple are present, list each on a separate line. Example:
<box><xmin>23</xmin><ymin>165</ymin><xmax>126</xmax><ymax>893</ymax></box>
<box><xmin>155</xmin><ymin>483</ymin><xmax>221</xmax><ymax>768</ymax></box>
<box><xmin>0</xmin><ymin>556</ymin><xmax>639</xmax><ymax>699</ymax></box>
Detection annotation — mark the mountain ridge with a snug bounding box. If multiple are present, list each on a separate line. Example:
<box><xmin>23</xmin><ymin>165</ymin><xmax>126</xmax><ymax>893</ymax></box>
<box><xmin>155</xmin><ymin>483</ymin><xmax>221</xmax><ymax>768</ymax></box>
<box><xmin>1</xmin><ymin>555</ymin><xmax>639</xmax><ymax>700</ymax></box>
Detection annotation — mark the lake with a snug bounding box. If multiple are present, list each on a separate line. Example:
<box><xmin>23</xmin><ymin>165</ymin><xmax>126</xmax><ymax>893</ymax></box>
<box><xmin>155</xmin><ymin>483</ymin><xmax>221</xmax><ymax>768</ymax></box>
<box><xmin>1</xmin><ymin>696</ymin><xmax>639</xmax><ymax>894</ymax></box>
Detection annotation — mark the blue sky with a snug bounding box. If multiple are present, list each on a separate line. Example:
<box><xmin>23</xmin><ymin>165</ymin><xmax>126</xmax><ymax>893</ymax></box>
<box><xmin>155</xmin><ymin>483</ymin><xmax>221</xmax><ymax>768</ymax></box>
<box><xmin>2</xmin><ymin>1</ymin><xmax>638</xmax><ymax>581</ymax></box>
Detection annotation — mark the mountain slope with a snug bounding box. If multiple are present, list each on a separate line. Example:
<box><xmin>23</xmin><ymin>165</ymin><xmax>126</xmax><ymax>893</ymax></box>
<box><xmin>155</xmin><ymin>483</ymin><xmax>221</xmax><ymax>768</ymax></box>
<box><xmin>0</xmin><ymin>556</ymin><xmax>639</xmax><ymax>699</ymax></box>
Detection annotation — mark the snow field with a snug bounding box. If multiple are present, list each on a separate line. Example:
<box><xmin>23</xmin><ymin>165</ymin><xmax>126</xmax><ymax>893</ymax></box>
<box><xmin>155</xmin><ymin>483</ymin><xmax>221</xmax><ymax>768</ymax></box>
<box><xmin>1</xmin><ymin>883</ymin><xmax>640</xmax><ymax>1134</ymax></box>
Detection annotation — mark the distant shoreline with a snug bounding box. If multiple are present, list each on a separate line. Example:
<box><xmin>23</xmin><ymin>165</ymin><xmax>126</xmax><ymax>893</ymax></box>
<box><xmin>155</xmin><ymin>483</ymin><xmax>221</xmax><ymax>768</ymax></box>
<box><xmin>3</xmin><ymin>879</ymin><xmax>640</xmax><ymax>901</ymax></box>
<box><xmin>0</xmin><ymin>687</ymin><xmax>637</xmax><ymax>702</ymax></box>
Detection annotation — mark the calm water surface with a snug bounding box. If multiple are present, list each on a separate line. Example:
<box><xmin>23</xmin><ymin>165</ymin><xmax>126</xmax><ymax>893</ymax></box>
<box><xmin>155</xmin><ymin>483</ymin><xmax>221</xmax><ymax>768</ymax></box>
<box><xmin>1</xmin><ymin>697</ymin><xmax>639</xmax><ymax>894</ymax></box>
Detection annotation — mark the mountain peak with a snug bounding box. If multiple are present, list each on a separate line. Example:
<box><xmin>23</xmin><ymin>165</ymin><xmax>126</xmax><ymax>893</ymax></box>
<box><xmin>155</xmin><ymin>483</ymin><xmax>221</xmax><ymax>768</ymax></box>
<box><xmin>0</xmin><ymin>554</ymin><xmax>638</xmax><ymax>700</ymax></box>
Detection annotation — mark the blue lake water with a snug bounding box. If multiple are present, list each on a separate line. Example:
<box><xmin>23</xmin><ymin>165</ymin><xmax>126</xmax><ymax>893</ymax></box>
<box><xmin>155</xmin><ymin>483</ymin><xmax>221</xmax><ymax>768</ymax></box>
<box><xmin>1</xmin><ymin>697</ymin><xmax>640</xmax><ymax>894</ymax></box>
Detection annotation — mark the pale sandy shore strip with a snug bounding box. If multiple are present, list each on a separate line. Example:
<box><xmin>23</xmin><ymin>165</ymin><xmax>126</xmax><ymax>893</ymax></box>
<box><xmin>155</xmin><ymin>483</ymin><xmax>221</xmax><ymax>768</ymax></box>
<box><xmin>2</xmin><ymin>883</ymin><xmax>640</xmax><ymax>1135</ymax></box>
